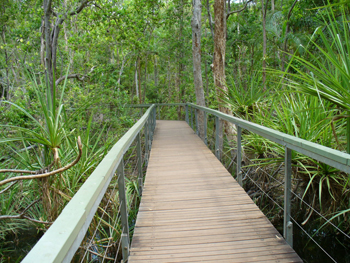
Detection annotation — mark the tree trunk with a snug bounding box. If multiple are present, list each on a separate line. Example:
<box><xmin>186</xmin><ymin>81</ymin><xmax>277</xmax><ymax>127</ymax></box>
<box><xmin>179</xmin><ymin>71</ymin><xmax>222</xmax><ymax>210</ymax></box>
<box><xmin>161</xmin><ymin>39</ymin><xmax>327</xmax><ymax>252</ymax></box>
<box><xmin>191</xmin><ymin>0</ymin><xmax>206</xmax><ymax>140</ymax></box>
<box><xmin>143</xmin><ymin>55</ymin><xmax>147</xmax><ymax>103</ymax></box>
<box><xmin>261</xmin><ymin>0</ymin><xmax>268</xmax><ymax>90</ymax></box>
<box><xmin>178</xmin><ymin>0</ymin><xmax>184</xmax><ymax>120</ymax></box>
<box><xmin>40</xmin><ymin>19</ymin><xmax>46</xmax><ymax>66</ymax></box>
<box><xmin>138</xmin><ymin>57</ymin><xmax>142</xmax><ymax>104</ymax></box>
<box><xmin>1</xmin><ymin>22</ymin><xmax>9</xmax><ymax>100</ymax></box>
<box><xmin>117</xmin><ymin>53</ymin><xmax>128</xmax><ymax>86</ymax></box>
<box><xmin>135</xmin><ymin>59</ymin><xmax>139</xmax><ymax>100</ymax></box>
<box><xmin>43</xmin><ymin>0</ymin><xmax>89</xmax><ymax>101</ymax></box>
<box><xmin>213</xmin><ymin>0</ymin><xmax>236</xmax><ymax>144</ymax></box>
<box><xmin>154</xmin><ymin>56</ymin><xmax>158</xmax><ymax>87</ymax></box>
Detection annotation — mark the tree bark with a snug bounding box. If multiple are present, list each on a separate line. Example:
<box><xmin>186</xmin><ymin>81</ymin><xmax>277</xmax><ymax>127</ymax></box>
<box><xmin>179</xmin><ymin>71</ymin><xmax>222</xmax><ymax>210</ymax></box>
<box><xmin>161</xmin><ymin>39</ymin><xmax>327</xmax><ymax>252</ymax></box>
<box><xmin>40</xmin><ymin>19</ymin><xmax>46</xmax><ymax>66</ymax></box>
<box><xmin>191</xmin><ymin>0</ymin><xmax>206</xmax><ymax>140</ymax></box>
<box><xmin>117</xmin><ymin>53</ymin><xmax>129</xmax><ymax>86</ymax></box>
<box><xmin>178</xmin><ymin>0</ymin><xmax>184</xmax><ymax>120</ymax></box>
<box><xmin>1</xmin><ymin>20</ymin><xmax>9</xmax><ymax>100</ymax></box>
<box><xmin>206</xmin><ymin>0</ymin><xmax>215</xmax><ymax>40</ymax></box>
<box><xmin>154</xmin><ymin>56</ymin><xmax>158</xmax><ymax>87</ymax></box>
<box><xmin>135</xmin><ymin>59</ymin><xmax>139</xmax><ymax>99</ymax></box>
<box><xmin>214</xmin><ymin>0</ymin><xmax>237</xmax><ymax>144</ymax></box>
<box><xmin>137</xmin><ymin>56</ymin><xmax>142</xmax><ymax>103</ymax></box>
<box><xmin>261</xmin><ymin>0</ymin><xmax>268</xmax><ymax>90</ymax></box>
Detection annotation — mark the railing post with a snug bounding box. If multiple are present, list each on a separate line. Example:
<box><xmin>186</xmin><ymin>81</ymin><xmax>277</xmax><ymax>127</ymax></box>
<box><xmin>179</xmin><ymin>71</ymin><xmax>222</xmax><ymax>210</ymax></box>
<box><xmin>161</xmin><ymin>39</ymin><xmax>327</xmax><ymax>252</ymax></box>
<box><xmin>153</xmin><ymin>106</ymin><xmax>156</xmax><ymax>130</ymax></box>
<box><xmin>157</xmin><ymin>105</ymin><xmax>160</xmax><ymax>120</ymax></box>
<box><xmin>236</xmin><ymin>125</ymin><xmax>242</xmax><ymax>186</ymax></box>
<box><xmin>284</xmin><ymin>147</ymin><xmax>293</xmax><ymax>247</ymax></box>
<box><xmin>204</xmin><ymin>111</ymin><xmax>207</xmax><ymax>146</ymax></box>
<box><xmin>190</xmin><ymin>106</ymin><xmax>194</xmax><ymax>130</ymax></box>
<box><xmin>117</xmin><ymin>159</ymin><xmax>129</xmax><ymax>262</ymax></box>
<box><xmin>215</xmin><ymin>116</ymin><xmax>221</xmax><ymax>160</ymax></box>
<box><xmin>148</xmin><ymin>115</ymin><xmax>152</xmax><ymax>150</ymax></box>
<box><xmin>195</xmin><ymin>109</ymin><xmax>199</xmax><ymax>136</ymax></box>
<box><xmin>144</xmin><ymin>120</ymin><xmax>149</xmax><ymax>166</ymax></box>
<box><xmin>185</xmin><ymin>104</ymin><xmax>189</xmax><ymax>124</ymax></box>
<box><xmin>137</xmin><ymin>133</ymin><xmax>143</xmax><ymax>195</ymax></box>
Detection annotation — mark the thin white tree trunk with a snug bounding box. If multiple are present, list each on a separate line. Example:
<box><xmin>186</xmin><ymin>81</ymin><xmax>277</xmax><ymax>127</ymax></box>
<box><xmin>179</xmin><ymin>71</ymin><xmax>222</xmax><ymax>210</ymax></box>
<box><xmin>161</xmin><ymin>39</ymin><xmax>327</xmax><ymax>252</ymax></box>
<box><xmin>191</xmin><ymin>0</ymin><xmax>206</xmax><ymax>140</ymax></box>
<box><xmin>135</xmin><ymin>60</ymin><xmax>139</xmax><ymax>99</ymax></box>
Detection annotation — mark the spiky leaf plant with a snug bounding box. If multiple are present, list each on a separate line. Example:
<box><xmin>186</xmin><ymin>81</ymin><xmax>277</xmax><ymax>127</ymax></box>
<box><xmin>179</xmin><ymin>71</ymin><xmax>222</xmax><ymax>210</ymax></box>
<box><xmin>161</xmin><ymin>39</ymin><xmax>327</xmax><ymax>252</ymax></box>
<box><xmin>224</xmin><ymin>71</ymin><xmax>271</xmax><ymax>120</ymax></box>
<box><xmin>0</xmin><ymin>71</ymin><xmax>72</xmax><ymax>221</ymax></box>
<box><xmin>281</xmin><ymin>5</ymin><xmax>350</xmax><ymax>152</ymax></box>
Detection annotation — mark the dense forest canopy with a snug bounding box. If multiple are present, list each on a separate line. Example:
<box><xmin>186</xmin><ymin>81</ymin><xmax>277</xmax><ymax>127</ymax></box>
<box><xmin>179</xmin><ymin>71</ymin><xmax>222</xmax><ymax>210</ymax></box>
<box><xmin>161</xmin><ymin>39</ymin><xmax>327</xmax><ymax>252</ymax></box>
<box><xmin>1</xmin><ymin>0</ymin><xmax>350</xmax><ymax>261</ymax></box>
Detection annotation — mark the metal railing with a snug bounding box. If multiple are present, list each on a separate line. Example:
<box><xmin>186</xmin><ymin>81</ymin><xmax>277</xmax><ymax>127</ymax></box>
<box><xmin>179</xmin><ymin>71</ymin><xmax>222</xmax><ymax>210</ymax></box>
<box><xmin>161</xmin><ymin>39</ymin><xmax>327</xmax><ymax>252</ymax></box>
<box><xmin>22</xmin><ymin>105</ymin><xmax>156</xmax><ymax>263</ymax></box>
<box><xmin>22</xmin><ymin>102</ymin><xmax>350</xmax><ymax>262</ymax></box>
<box><xmin>185</xmin><ymin>102</ymin><xmax>350</xmax><ymax>249</ymax></box>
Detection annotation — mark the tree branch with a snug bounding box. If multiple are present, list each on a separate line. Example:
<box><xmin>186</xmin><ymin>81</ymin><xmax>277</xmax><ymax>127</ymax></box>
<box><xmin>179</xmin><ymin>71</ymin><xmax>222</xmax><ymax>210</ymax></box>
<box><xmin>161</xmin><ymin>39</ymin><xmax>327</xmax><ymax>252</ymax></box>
<box><xmin>0</xmin><ymin>137</ymin><xmax>82</xmax><ymax>187</ymax></box>
<box><xmin>226</xmin><ymin>0</ymin><xmax>254</xmax><ymax>19</ymax></box>
<box><xmin>281</xmin><ymin>0</ymin><xmax>298</xmax><ymax>72</ymax></box>
<box><xmin>55</xmin><ymin>74</ymin><xmax>84</xmax><ymax>86</ymax></box>
<box><xmin>0</xmin><ymin>182</ymin><xmax>17</xmax><ymax>194</ymax></box>
<box><xmin>287</xmin><ymin>0</ymin><xmax>298</xmax><ymax>20</ymax></box>
<box><xmin>69</xmin><ymin>0</ymin><xmax>90</xmax><ymax>16</ymax></box>
<box><xmin>55</xmin><ymin>67</ymin><xmax>95</xmax><ymax>86</ymax></box>
<box><xmin>0</xmin><ymin>199</ymin><xmax>52</xmax><ymax>224</ymax></box>
<box><xmin>0</xmin><ymin>162</ymin><xmax>54</xmax><ymax>176</ymax></box>
<box><xmin>206</xmin><ymin>0</ymin><xmax>215</xmax><ymax>39</ymax></box>
<box><xmin>0</xmin><ymin>169</ymin><xmax>37</xmax><ymax>175</ymax></box>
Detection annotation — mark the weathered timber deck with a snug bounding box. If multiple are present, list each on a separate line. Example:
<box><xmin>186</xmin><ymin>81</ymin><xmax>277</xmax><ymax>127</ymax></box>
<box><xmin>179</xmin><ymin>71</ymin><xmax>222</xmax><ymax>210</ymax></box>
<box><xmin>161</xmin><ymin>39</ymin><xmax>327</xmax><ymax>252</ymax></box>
<box><xmin>129</xmin><ymin>120</ymin><xmax>302</xmax><ymax>263</ymax></box>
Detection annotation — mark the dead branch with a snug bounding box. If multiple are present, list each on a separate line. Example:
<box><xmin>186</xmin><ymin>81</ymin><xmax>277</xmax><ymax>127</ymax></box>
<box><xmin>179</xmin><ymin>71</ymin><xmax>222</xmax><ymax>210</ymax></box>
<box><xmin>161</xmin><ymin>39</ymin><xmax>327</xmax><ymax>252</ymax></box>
<box><xmin>55</xmin><ymin>66</ymin><xmax>95</xmax><ymax>86</ymax></box>
<box><xmin>0</xmin><ymin>162</ymin><xmax>54</xmax><ymax>176</ymax></box>
<box><xmin>0</xmin><ymin>169</ymin><xmax>38</xmax><ymax>175</ymax></box>
<box><xmin>0</xmin><ymin>199</ymin><xmax>52</xmax><ymax>224</ymax></box>
<box><xmin>79</xmin><ymin>247</ymin><xmax>115</xmax><ymax>261</ymax></box>
<box><xmin>0</xmin><ymin>181</ymin><xmax>17</xmax><ymax>194</ymax></box>
<box><xmin>0</xmin><ymin>137</ymin><xmax>82</xmax><ymax>187</ymax></box>
<box><xmin>226</xmin><ymin>0</ymin><xmax>254</xmax><ymax>19</ymax></box>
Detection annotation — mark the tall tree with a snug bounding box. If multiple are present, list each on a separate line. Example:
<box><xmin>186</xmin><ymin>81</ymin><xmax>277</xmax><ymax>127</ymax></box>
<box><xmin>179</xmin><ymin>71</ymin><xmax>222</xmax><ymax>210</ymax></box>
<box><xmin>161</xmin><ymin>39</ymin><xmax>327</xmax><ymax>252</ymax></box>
<box><xmin>191</xmin><ymin>0</ymin><xmax>206</xmax><ymax>139</ymax></box>
<box><xmin>261</xmin><ymin>0</ymin><xmax>269</xmax><ymax>89</ymax></box>
<box><xmin>213</xmin><ymin>0</ymin><xmax>236</xmax><ymax>145</ymax></box>
<box><xmin>42</xmin><ymin>0</ymin><xmax>91</xmax><ymax>100</ymax></box>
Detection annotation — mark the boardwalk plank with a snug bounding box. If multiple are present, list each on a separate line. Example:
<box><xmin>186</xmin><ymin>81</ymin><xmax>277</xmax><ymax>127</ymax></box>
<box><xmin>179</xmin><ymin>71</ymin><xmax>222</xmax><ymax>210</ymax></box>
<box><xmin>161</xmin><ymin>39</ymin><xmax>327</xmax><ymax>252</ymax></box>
<box><xmin>129</xmin><ymin>120</ymin><xmax>302</xmax><ymax>262</ymax></box>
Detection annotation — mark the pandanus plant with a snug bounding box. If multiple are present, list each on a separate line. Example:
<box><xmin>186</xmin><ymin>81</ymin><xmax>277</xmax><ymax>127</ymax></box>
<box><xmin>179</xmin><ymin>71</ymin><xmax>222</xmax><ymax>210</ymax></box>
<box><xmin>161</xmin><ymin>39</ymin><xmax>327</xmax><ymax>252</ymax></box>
<box><xmin>278</xmin><ymin>3</ymin><xmax>350</xmax><ymax>227</ymax></box>
<box><xmin>0</xmin><ymin>72</ymin><xmax>81</xmax><ymax>221</ymax></box>
<box><xmin>281</xmin><ymin>5</ymin><xmax>350</xmax><ymax>153</ymax></box>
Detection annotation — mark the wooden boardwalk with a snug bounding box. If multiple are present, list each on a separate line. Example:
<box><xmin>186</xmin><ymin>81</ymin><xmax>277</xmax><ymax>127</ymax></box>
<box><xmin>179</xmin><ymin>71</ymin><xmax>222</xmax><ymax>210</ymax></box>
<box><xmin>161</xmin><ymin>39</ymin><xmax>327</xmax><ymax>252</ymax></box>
<box><xmin>129</xmin><ymin>120</ymin><xmax>302</xmax><ymax>263</ymax></box>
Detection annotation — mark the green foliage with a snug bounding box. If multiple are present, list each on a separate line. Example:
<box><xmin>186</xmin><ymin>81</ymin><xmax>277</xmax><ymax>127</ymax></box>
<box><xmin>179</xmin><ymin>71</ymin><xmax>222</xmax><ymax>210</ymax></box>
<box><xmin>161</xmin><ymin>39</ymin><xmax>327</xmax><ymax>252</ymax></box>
<box><xmin>0</xmin><ymin>74</ymin><xmax>69</xmax><ymax>165</ymax></box>
<box><xmin>224</xmin><ymin>71</ymin><xmax>271</xmax><ymax>120</ymax></box>
<box><xmin>283</xmin><ymin>7</ymin><xmax>350</xmax><ymax>112</ymax></box>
